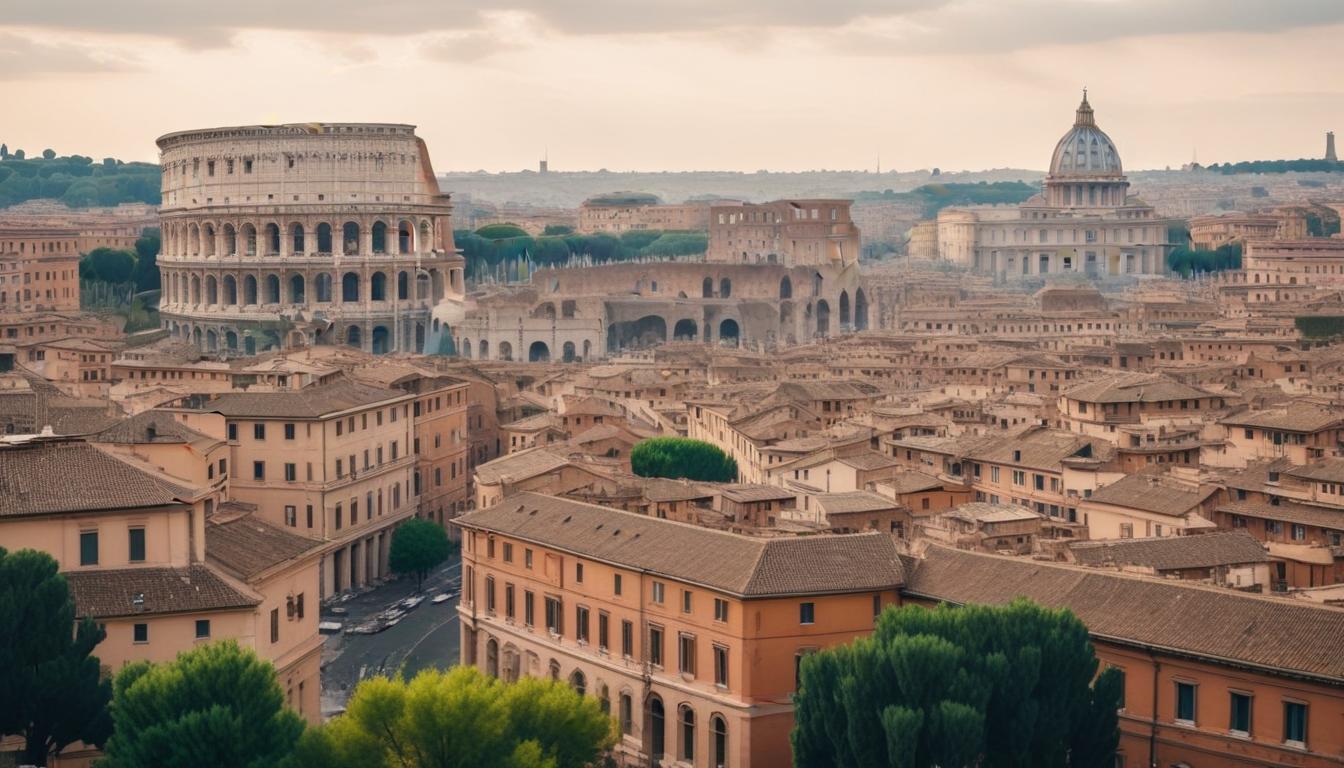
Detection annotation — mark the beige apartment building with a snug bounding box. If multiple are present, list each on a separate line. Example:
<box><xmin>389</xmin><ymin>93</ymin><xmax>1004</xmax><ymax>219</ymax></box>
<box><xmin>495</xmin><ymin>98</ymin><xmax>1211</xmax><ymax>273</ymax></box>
<box><xmin>707</xmin><ymin>199</ymin><xmax>861</xmax><ymax>267</ymax></box>
<box><xmin>0</xmin><ymin>225</ymin><xmax>82</xmax><ymax>313</ymax></box>
<box><xmin>578</xmin><ymin>194</ymin><xmax>714</xmax><ymax>233</ymax></box>
<box><xmin>199</xmin><ymin>378</ymin><xmax>417</xmax><ymax>596</ymax></box>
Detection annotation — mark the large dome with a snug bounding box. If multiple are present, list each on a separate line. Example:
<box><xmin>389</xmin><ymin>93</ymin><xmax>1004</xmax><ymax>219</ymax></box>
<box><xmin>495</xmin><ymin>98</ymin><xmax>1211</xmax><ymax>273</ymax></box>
<box><xmin>1048</xmin><ymin>92</ymin><xmax>1122</xmax><ymax>177</ymax></box>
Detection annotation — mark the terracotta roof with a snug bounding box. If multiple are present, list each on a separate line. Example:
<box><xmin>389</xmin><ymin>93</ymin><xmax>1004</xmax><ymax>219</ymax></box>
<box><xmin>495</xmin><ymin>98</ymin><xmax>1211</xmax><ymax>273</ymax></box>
<box><xmin>879</xmin><ymin>470</ymin><xmax>945</xmax><ymax>495</ymax></box>
<box><xmin>905</xmin><ymin>545</ymin><xmax>1344</xmax><ymax>683</ymax></box>
<box><xmin>1063</xmin><ymin>373</ymin><xmax>1214</xmax><ymax>404</ymax></box>
<box><xmin>93</xmin><ymin>410</ymin><xmax>219</xmax><ymax>448</ymax></box>
<box><xmin>1286</xmin><ymin>459</ymin><xmax>1344</xmax><ymax>484</ymax></box>
<box><xmin>0</xmin><ymin>440</ymin><xmax>185</xmax><ymax>518</ymax></box>
<box><xmin>1085</xmin><ymin>473</ymin><xmax>1215</xmax><ymax>517</ymax></box>
<box><xmin>207</xmin><ymin>515</ymin><xmax>324</xmax><ymax>580</ymax></box>
<box><xmin>965</xmin><ymin>427</ymin><xmax>1110</xmax><ymax>472</ymax></box>
<box><xmin>719</xmin><ymin>484</ymin><xmax>796</xmax><ymax>503</ymax></box>
<box><xmin>473</xmin><ymin>447</ymin><xmax>571</xmax><ymax>485</ymax></box>
<box><xmin>1216</xmin><ymin>499</ymin><xmax>1344</xmax><ymax>530</ymax></box>
<box><xmin>838</xmin><ymin>451</ymin><xmax>901</xmax><ymax>471</ymax></box>
<box><xmin>639</xmin><ymin>478</ymin><xmax>716</xmax><ymax>503</ymax></box>
<box><xmin>816</xmin><ymin>491</ymin><xmax>899</xmax><ymax>515</ymax></box>
<box><xmin>65</xmin><ymin>564</ymin><xmax>258</xmax><ymax>619</ymax></box>
<box><xmin>207</xmin><ymin>379</ymin><xmax>407</xmax><ymax>419</ymax></box>
<box><xmin>456</xmin><ymin>492</ymin><xmax>903</xmax><ymax>598</ymax></box>
<box><xmin>1220</xmin><ymin>403</ymin><xmax>1343</xmax><ymax>433</ymax></box>
<box><xmin>1068</xmin><ymin>531</ymin><xmax>1268</xmax><ymax>571</ymax></box>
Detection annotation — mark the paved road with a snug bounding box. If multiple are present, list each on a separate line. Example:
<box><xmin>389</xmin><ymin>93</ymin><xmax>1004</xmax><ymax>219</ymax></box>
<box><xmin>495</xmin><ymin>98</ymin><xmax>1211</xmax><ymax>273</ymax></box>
<box><xmin>320</xmin><ymin>554</ymin><xmax>463</xmax><ymax>716</ymax></box>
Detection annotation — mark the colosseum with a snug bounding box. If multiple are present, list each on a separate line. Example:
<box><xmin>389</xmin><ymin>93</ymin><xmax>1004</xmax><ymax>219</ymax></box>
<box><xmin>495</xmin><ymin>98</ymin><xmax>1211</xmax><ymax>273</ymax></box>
<box><xmin>156</xmin><ymin>123</ymin><xmax>465</xmax><ymax>355</ymax></box>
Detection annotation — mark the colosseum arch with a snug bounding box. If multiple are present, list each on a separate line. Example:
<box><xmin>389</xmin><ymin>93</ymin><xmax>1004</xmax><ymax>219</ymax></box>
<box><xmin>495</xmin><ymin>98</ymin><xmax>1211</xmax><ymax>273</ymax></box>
<box><xmin>562</xmin><ymin>341</ymin><xmax>575</xmax><ymax>362</ymax></box>
<box><xmin>205</xmin><ymin>275</ymin><xmax>218</xmax><ymax>305</ymax></box>
<box><xmin>397</xmin><ymin>221</ymin><xmax>413</xmax><ymax>255</ymax></box>
<box><xmin>342</xmin><ymin>273</ymin><xmax>360</xmax><ymax>302</ymax></box>
<box><xmin>416</xmin><ymin>272</ymin><xmax>431</xmax><ymax>301</ymax></box>
<box><xmin>265</xmin><ymin>223</ymin><xmax>281</xmax><ymax>255</ymax></box>
<box><xmin>316</xmin><ymin>223</ymin><xmax>332</xmax><ymax>253</ymax></box>
<box><xmin>719</xmin><ymin>278</ymin><xmax>732</xmax><ymax>298</ymax></box>
<box><xmin>839</xmin><ymin>290</ymin><xmax>851</xmax><ymax>328</ymax></box>
<box><xmin>397</xmin><ymin>271</ymin><xmax>409</xmax><ymax>300</ymax></box>
<box><xmin>528</xmin><ymin>341</ymin><xmax>550</xmax><ymax>362</ymax></box>
<box><xmin>205</xmin><ymin>329</ymin><xmax>218</xmax><ymax>352</ymax></box>
<box><xmin>239</xmin><ymin>223</ymin><xmax>257</xmax><ymax>257</ymax></box>
<box><xmin>816</xmin><ymin>299</ymin><xmax>830</xmax><ymax>337</ymax></box>
<box><xmin>289</xmin><ymin>223</ymin><xmax>305</xmax><ymax>254</ymax></box>
<box><xmin>188</xmin><ymin>223</ymin><xmax>201</xmax><ymax>256</ymax></box>
<box><xmin>462</xmin><ymin>338</ymin><xmax>472</xmax><ymax>358</ymax></box>
<box><xmin>341</xmin><ymin>222</ymin><xmax>360</xmax><ymax>255</ymax></box>
<box><xmin>192</xmin><ymin>327</ymin><xmax>202</xmax><ymax>347</ymax></box>
<box><xmin>346</xmin><ymin>325</ymin><xmax>362</xmax><ymax>348</ymax></box>
<box><xmin>243</xmin><ymin>275</ymin><xmax>258</xmax><ymax>305</ymax></box>
<box><xmin>372</xmin><ymin>326</ymin><xmax>391</xmax><ymax>354</ymax></box>
<box><xmin>673</xmin><ymin>319</ymin><xmax>698</xmax><ymax>341</ymax></box>
<box><xmin>854</xmin><ymin>288</ymin><xmax>869</xmax><ymax>331</ymax></box>
<box><xmin>702</xmin><ymin>277</ymin><xmax>713</xmax><ymax>298</ymax></box>
<box><xmin>203</xmin><ymin>224</ymin><xmax>217</xmax><ymax>257</ymax></box>
<box><xmin>222</xmin><ymin>223</ymin><xmax>237</xmax><ymax>256</ymax></box>
<box><xmin>225</xmin><ymin>330</ymin><xmax>238</xmax><ymax>350</ymax></box>
<box><xmin>499</xmin><ymin>341</ymin><xmax>513</xmax><ymax>361</ymax></box>
<box><xmin>264</xmin><ymin>274</ymin><xmax>281</xmax><ymax>304</ymax></box>
<box><xmin>719</xmin><ymin>319</ymin><xmax>740</xmax><ymax>346</ymax></box>
<box><xmin>372</xmin><ymin>221</ymin><xmax>389</xmax><ymax>254</ymax></box>
<box><xmin>780</xmin><ymin>276</ymin><xmax>792</xmax><ymax>299</ymax></box>
<box><xmin>314</xmin><ymin>273</ymin><xmax>332</xmax><ymax>302</ymax></box>
<box><xmin>479</xmin><ymin>340</ymin><xmax>489</xmax><ymax>359</ymax></box>
<box><xmin>190</xmin><ymin>275</ymin><xmax>201</xmax><ymax>304</ymax></box>
<box><xmin>371</xmin><ymin>272</ymin><xmax>387</xmax><ymax>302</ymax></box>
<box><xmin>222</xmin><ymin>275</ymin><xmax>237</xmax><ymax>305</ymax></box>
<box><xmin>533</xmin><ymin>302</ymin><xmax>556</xmax><ymax>320</ymax></box>
<box><xmin>289</xmin><ymin>274</ymin><xmax>305</xmax><ymax>304</ymax></box>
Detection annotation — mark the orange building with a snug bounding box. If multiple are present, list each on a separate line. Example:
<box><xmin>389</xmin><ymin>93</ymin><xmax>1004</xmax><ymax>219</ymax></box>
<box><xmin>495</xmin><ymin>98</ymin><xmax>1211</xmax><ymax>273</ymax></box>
<box><xmin>455</xmin><ymin>492</ymin><xmax>904</xmax><ymax>767</ymax></box>
<box><xmin>0</xmin><ymin>226</ymin><xmax>82</xmax><ymax>313</ymax></box>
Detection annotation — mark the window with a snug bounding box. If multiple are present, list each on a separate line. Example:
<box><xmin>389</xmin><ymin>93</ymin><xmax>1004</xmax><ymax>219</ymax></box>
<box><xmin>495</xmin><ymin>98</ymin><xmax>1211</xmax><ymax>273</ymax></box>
<box><xmin>598</xmin><ymin>611</ymin><xmax>610</xmax><ymax>650</ymax></box>
<box><xmin>1175</xmin><ymin>682</ymin><xmax>1197</xmax><ymax>724</ymax></box>
<box><xmin>525</xmin><ymin>548</ymin><xmax>533</xmax><ymax>568</ymax></box>
<box><xmin>1119</xmin><ymin>522</ymin><xmax>1134</xmax><ymax>539</ymax></box>
<box><xmin>545</xmin><ymin>596</ymin><xmax>562</xmax><ymax>635</ymax></box>
<box><xmin>613</xmin><ymin>573</ymin><xmax>622</xmax><ymax>595</ymax></box>
<box><xmin>714</xmin><ymin>598</ymin><xmax>729</xmax><ymax>622</ymax></box>
<box><xmin>487</xmin><ymin>537</ymin><xmax>495</xmax><ymax>558</ymax></box>
<box><xmin>253</xmin><ymin>461</ymin><xmax>265</xmax><ymax>480</ymax></box>
<box><xmin>284</xmin><ymin>463</ymin><xmax>297</xmax><ymax>482</ymax></box>
<box><xmin>503</xmin><ymin>543</ymin><xmax>513</xmax><ymax>563</ymax></box>
<box><xmin>270</xmin><ymin>608</ymin><xmax>280</xmax><ymax>643</ymax></box>
<box><xmin>649</xmin><ymin>625</ymin><xmax>664</xmax><ymax>667</ymax></box>
<box><xmin>254</xmin><ymin>423</ymin><xmax>266</xmax><ymax>440</ymax></box>
<box><xmin>576</xmin><ymin>562</ymin><xmax>584</xmax><ymax>583</ymax></box>
<box><xmin>524</xmin><ymin>590</ymin><xmax>535</xmax><ymax>627</ymax></box>
<box><xmin>284</xmin><ymin>423</ymin><xmax>296</xmax><ymax>440</ymax></box>
<box><xmin>713</xmin><ymin>644</ymin><xmax>729</xmax><ymax>688</ymax></box>
<box><xmin>285</xmin><ymin>505</ymin><xmax>297</xmax><ymax>527</ymax></box>
<box><xmin>682</xmin><ymin>590</ymin><xmax>693</xmax><ymax>613</ymax></box>
<box><xmin>79</xmin><ymin>530</ymin><xmax>98</xmax><ymax>566</ymax></box>
<box><xmin>800</xmin><ymin>602</ymin><xmax>815</xmax><ymax>625</ymax></box>
<box><xmin>195</xmin><ymin>619</ymin><xmax>211</xmax><ymax>639</ymax></box>
<box><xmin>652</xmin><ymin>581</ymin><xmax>665</xmax><ymax>604</ymax></box>
<box><xmin>505</xmin><ymin>584</ymin><xmax>515</xmax><ymax>619</ymax></box>
<box><xmin>576</xmin><ymin>605</ymin><xmax>590</xmax><ymax>643</ymax></box>
<box><xmin>1284</xmin><ymin>701</ymin><xmax>1307</xmax><ymax>746</ymax></box>
<box><xmin>991</xmin><ymin>466</ymin><xmax>1000</xmax><ymax>483</ymax></box>
<box><xmin>133</xmin><ymin>623</ymin><xmax>148</xmax><ymax>643</ymax></box>
<box><xmin>128</xmin><ymin>527</ymin><xmax>145</xmax><ymax>562</ymax></box>
<box><xmin>680</xmin><ymin>705</ymin><xmax>696</xmax><ymax>762</ymax></box>
<box><xmin>1229</xmin><ymin>692</ymin><xmax>1252</xmax><ymax>736</ymax></box>
<box><xmin>622</xmin><ymin>620</ymin><xmax>634</xmax><ymax>656</ymax></box>
<box><xmin>306</xmin><ymin>505</ymin><xmax>313</xmax><ymax>528</ymax></box>
<box><xmin>620</xmin><ymin>694</ymin><xmax>633</xmax><ymax>735</ymax></box>
<box><xmin>679</xmin><ymin>633</ymin><xmax>696</xmax><ymax>675</ymax></box>
<box><xmin>485</xmin><ymin>576</ymin><xmax>496</xmax><ymax>613</ymax></box>
<box><xmin>713</xmin><ymin>716</ymin><xmax>728</xmax><ymax>768</ymax></box>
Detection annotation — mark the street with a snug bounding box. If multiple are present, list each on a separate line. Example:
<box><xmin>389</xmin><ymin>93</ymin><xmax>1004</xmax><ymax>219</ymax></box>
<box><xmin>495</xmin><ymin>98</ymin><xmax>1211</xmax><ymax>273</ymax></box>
<box><xmin>319</xmin><ymin>552</ymin><xmax>463</xmax><ymax>717</ymax></box>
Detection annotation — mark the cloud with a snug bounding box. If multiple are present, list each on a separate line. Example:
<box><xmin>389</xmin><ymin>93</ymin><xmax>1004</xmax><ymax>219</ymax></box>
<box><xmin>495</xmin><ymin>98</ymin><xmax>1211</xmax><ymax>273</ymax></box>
<box><xmin>0</xmin><ymin>31</ymin><xmax>140</xmax><ymax>78</ymax></box>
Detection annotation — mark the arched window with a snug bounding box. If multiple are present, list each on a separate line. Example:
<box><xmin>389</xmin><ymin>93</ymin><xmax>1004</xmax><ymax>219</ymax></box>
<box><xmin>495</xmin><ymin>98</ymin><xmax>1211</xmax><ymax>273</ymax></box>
<box><xmin>719</xmin><ymin>278</ymin><xmax>731</xmax><ymax>298</ymax></box>
<box><xmin>619</xmin><ymin>693</ymin><xmax>633</xmax><ymax>735</ymax></box>
<box><xmin>679</xmin><ymin>705</ymin><xmax>695</xmax><ymax>762</ymax></box>
<box><xmin>568</xmin><ymin>669</ymin><xmax>586</xmax><ymax>696</ymax></box>
<box><xmin>342</xmin><ymin>272</ymin><xmax>360</xmax><ymax>302</ymax></box>
<box><xmin>371</xmin><ymin>272</ymin><xmax>387</xmax><ymax>301</ymax></box>
<box><xmin>648</xmin><ymin>696</ymin><xmax>665</xmax><ymax>760</ymax></box>
<box><xmin>713</xmin><ymin>715</ymin><xmax>727</xmax><ymax>767</ymax></box>
<box><xmin>314</xmin><ymin>273</ymin><xmax>332</xmax><ymax>303</ymax></box>
<box><xmin>548</xmin><ymin>659</ymin><xmax>560</xmax><ymax>681</ymax></box>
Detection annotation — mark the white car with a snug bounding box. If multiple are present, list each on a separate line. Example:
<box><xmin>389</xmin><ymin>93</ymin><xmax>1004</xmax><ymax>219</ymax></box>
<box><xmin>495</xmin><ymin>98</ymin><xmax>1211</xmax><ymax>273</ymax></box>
<box><xmin>401</xmin><ymin>596</ymin><xmax>426</xmax><ymax>611</ymax></box>
<box><xmin>431</xmin><ymin>594</ymin><xmax>452</xmax><ymax>605</ymax></box>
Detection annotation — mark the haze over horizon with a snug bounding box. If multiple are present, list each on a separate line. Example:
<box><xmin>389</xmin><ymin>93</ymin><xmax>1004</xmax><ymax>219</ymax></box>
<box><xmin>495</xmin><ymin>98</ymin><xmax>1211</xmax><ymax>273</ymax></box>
<box><xmin>3</xmin><ymin>0</ymin><xmax>1343</xmax><ymax>173</ymax></box>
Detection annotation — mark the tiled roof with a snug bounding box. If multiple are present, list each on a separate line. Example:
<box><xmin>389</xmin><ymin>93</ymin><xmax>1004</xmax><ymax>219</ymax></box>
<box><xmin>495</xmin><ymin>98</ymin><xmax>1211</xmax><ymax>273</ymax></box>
<box><xmin>1085</xmin><ymin>473</ymin><xmax>1215</xmax><ymax>517</ymax></box>
<box><xmin>1220</xmin><ymin>403</ymin><xmax>1343</xmax><ymax>433</ymax></box>
<box><xmin>65</xmin><ymin>564</ymin><xmax>258</xmax><ymax>619</ymax></box>
<box><xmin>905</xmin><ymin>545</ymin><xmax>1344</xmax><ymax>683</ymax></box>
<box><xmin>1216</xmin><ymin>499</ymin><xmax>1344</xmax><ymax>530</ymax></box>
<box><xmin>93</xmin><ymin>410</ymin><xmax>219</xmax><ymax>448</ymax></box>
<box><xmin>0</xmin><ymin>440</ymin><xmax>185</xmax><ymax>518</ymax></box>
<box><xmin>719</xmin><ymin>484</ymin><xmax>796</xmax><ymax>503</ymax></box>
<box><xmin>965</xmin><ymin>427</ymin><xmax>1110</xmax><ymax>472</ymax></box>
<box><xmin>456</xmin><ymin>492</ymin><xmax>903</xmax><ymax>598</ymax></box>
<box><xmin>879</xmin><ymin>470</ymin><xmax>945</xmax><ymax>494</ymax></box>
<box><xmin>207</xmin><ymin>379</ymin><xmax>407</xmax><ymax>419</ymax></box>
<box><xmin>640</xmin><ymin>478</ymin><xmax>716</xmax><ymax>503</ymax></box>
<box><xmin>816</xmin><ymin>491</ymin><xmax>899</xmax><ymax>515</ymax></box>
<box><xmin>473</xmin><ymin>447</ymin><xmax>572</xmax><ymax>485</ymax></box>
<box><xmin>207</xmin><ymin>515</ymin><xmax>324</xmax><ymax>580</ymax></box>
<box><xmin>1067</xmin><ymin>531</ymin><xmax>1268</xmax><ymax>571</ymax></box>
<box><xmin>1285</xmin><ymin>459</ymin><xmax>1344</xmax><ymax>484</ymax></box>
<box><xmin>838</xmin><ymin>451</ymin><xmax>901</xmax><ymax>471</ymax></box>
<box><xmin>1063</xmin><ymin>373</ymin><xmax>1214</xmax><ymax>404</ymax></box>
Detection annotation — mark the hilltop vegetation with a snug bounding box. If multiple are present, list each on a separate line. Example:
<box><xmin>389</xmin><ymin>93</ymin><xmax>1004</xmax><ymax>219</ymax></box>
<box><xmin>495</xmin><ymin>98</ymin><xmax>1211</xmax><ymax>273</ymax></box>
<box><xmin>855</xmin><ymin>181</ymin><xmax>1039</xmax><ymax>217</ymax></box>
<box><xmin>0</xmin><ymin>145</ymin><xmax>159</xmax><ymax>208</ymax></box>
<box><xmin>1204</xmin><ymin>158</ymin><xmax>1343</xmax><ymax>175</ymax></box>
<box><xmin>456</xmin><ymin>226</ymin><xmax>707</xmax><ymax>281</ymax></box>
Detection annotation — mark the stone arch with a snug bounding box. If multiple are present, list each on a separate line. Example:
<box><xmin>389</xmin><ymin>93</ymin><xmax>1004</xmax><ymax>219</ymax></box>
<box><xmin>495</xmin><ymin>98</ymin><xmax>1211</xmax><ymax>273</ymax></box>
<box><xmin>673</xmin><ymin>319</ymin><xmax>698</xmax><ymax>341</ymax></box>
<box><xmin>609</xmin><ymin>315</ymin><xmax>667</xmax><ymax>352</ymax></box>
<box><xmin>313</xmin><ymin>222</ymin><xmax>331</xmax><ymax>253</ymax></box>
<box><xmin>342</xmin><ymin>222</ymin><xmax>360</xmax><ymax>255</ymax></box>
<box><xmin>290</xmin><ymin>274</ymin><xmax>305</xmax><ymax>304</ymax></box>
<box><xmin>346</xmin><ymin>325</ymin><xmax>362</xmax><ymax>348</ymax></box>
<box><xmin>839</xmin><ymin>289</ymin><xmax>851</xmax><ymax>328</ymax></box>
<box><xmin>203</xmin><ymin>224</ymin><xmax>216</xmax><ymax>257</ymax></box>
<box><xmin>264</xmin><ymin>274</ymin><xmax>280</xmax><ymax>304</ymax></box>
<box><xmin>398</xmin><ymin>271</ymin><xmax>410</xmax><ymax>301</ymax></box>
<box><xmin>222</xmin><ymin>223</ymin><xmax>237</xmax><ymax>256</ymax></box>
<box><xmin>372</xmin><ymin>326</ymin><xmax>391</xmax><ymax>354</ymax></box>
<box><xmin>239</xmin><ymin>223</ymin><xmax>257</xmax><ymax>256</ymax></box>
<box><xmin>314</xmin><ymin>273</ymin><xmax>332</xmax><ymax>302</ymax></box>
<box><xmin>528</xmin><ymin>341</ymin><xmax>550</xmax><ymax>362</ymax></box>
<box><xmin>190</xmin><ymin>275</ymin><xmax>201</xmax><ymax>304</ymax></box>
<box><xmin>463</xmin><ymin>338</ymin><xmax>472</xmax><ymax>359</ymax></box>
<box><xmin>397</xmin><ymin>220</ymin><xmax>413</xmax><ymax>255</ymax></box>
<box><xmin>568</xmin><ymin>669</ymin><xmax>586</xmax><ymax>696</ymax></box>
<box><xmin>243</xmin><ymin>275</ymin><xmax>258</xmax><ymax>305</ymax></box>
<box><xmin>188</xmin><ymin>223</ymin><xmax>201</xmax><ymax>256</ymax></box>
<box><xmin>265</xmin><ymin>223</ymin><xmax>281</xmax><ymax>256</ymax></box>
<box><xmin>562</xmin><ymin>341</ymin><xmax>576</xmax><ymax>362</ymax></box>
<box><xmin>485</xmin><ymin>638</ymin><xmax>499</xmax><ymax>678</ymax></box>
<box><xmin>479</xmin><ymin>340</ymin><xmax>489</xmax><ymax>359</ymax></box>
<box><xmin>499</xmin><ymin>341</ymin><xmax>513</xmax><ymax>361</ymax></box>
<box><xmin>205</xmin><ymin>275</ymin><xmax>218</xmax><ymax>305</ymax></box>
<box><xmin>582</xmin><ymin>340</ymin><xmax>591</xmax><ymax>360</ymax></box>
<box><xmin>342</xmin><ymin>272</ymin><xmax>360</xmax><ymax>302</ymax></box>
<box><xmin>719</xmin><ymin>318</ymin><xmax>740</xmax><ymax>346</ymax></box>
<box><xmin>719</xmin><ymin>277</ymin><xmax>732</xmax><ymax>298</ymax></box>
<box><xmin>223</xmin><ymin>275</ymin><xmax>238</xmax><ymax>305</ymax></box>
<box><xmin>702</xmin><ymin>276</ymin><xmax>713</xmax><ymax>298</ymax></box>
<box><xmin>816</xmin><ymin>298</ymin><xmax>830</xmax><ymax>336</ymax></box>
<box><xmin>371</xmin><ymin>272</ymin><xmax>387</xmax><ymax>301</ymax></box>
<box><xmin>372</xmin><ymin>221</ymin><xmax>389</xmax><ymax>254</ymax></box>
<box><xmin>290</xmin><ymin>222</ymin><xmax>306</xmax><ymax>254</ymax></box>
<box><xmin>855</xmin><ymin>287</ymin><xmax>869</xmax><ymax>331</ymax></box>
<box><xmin>205</xmin><ymin>329</ymin><xmax>218</xmax><ymax>352</ymax></box>
<box><xmin>648</xmin><ymin>695</ymin><xmax>666</xmax><ymax>761</ymax></box>
<box><xmin>225</xmin><ymin>330</ymin><xmax>238</xmax><ymax>351</ymax></box>
<box><xmin>780</xmin><ymin>275</ymin><xmax>792</xmax><ymax>299</ymax></box>
<box><xmin>533</xmin><ymin>302</ymin><xmax>557</xmax><ymax>320</ymax></box>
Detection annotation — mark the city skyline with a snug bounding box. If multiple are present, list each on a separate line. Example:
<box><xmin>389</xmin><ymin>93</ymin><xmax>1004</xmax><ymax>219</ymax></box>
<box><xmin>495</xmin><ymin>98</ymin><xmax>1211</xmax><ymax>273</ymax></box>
<box><xmin>3</xmin><ymin>0</ymin><xmax>1343</xmax><ymax>173</ymax></box>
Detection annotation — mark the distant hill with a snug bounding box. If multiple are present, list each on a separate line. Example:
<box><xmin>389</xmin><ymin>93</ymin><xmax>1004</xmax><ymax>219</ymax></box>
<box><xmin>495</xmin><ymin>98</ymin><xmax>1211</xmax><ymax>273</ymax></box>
<box><xmin>1203</xmin><ymin>159</ymin><xmax>1343</xmax><ymax>175</ymax></box>
<box><xmin>853</xmin><ymin>181</ymin><xmax>1040</xmax><ymax>217</ymax></box>
<box><xmin>0</xmin><ymin>150</ymin><xmax>160</xmax><ymax>208</ymax></box>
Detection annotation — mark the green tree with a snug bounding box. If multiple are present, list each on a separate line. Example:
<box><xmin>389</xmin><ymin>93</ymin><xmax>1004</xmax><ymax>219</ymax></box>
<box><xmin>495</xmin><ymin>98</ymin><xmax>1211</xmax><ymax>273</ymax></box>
<box><xmin>542</xmin><ymin>224</ymin><xmax>574</xmax><ymax>236</ymax></box>
<box><xmin>630</xmin><ymin>437</ymin><xmax>738</xmax><ymax>482</ymax></box>
<box><xmin>294</xmin><ymin>667</ymin><xmax>615</xmax><ymax>768</ymax></box>
<box><xmin>13</xmin><ymin>149</ymin><xmax>25</xmax><ymax>160</ymax></box>
<box><xmin>133</xmin><ymin>229</ymin><xmax>161</xmax><ymax>291</ymax></box>
<box><xmin>0</xmin><ymin>548</ymin><xmax>113</xmax><ymax>767</ymax></box>
<box><xmin>0</xmin><ymin>143</ymin><xmax>8</xmax><ymax>159</ymax></box>
<box><xmin>98</xmin><ymin>641</ymin><xmax>304</xmax><ymax>768</ymax></box>
<box><xmin>82</xmin><ymin>248</ymin><xmax>137</xmax><ymax>284</ymax></box>
<box><xmin>792</xmin><ymin>600</ymin><xmax>1120</xmax><ymax>768</ymax></box>
<box><xmin>476</xmin><ymin>223</ymin><xmax>531</xmax><ymax>239</ymax></box>
<box><xmin>42</xmin><ymin>149</ymin><xmax>56</xmax><ymax>160</ymax></box>
<box><xmin>387</xmin><ymin>517</ymin><xmax>453</xmax><ymax>591</ymax></box>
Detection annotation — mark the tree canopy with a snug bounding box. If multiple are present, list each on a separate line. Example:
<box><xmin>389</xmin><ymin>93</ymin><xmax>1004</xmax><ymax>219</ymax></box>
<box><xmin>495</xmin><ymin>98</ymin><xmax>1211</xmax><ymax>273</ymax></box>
<box><xmin>791</xmin><ymin>600</ymin><xmax>1121</xmax><ymax>768</ymax></box>
<box><xmin>1166</xmin><ymin>242</ymin><xmax>1241</xmax><ymax>277</ymax></box>
<box><xmin>81</xmin><ymin>248</ymin><xmax>137</xmax><ymax>284</ymax></box>
<box><xmin>97</xmin><ymin>641</ymin><xmax>305</xmax><ymax>768</ymax></box>
<box><xmin>0</xmin><ymin>151</ymin><xmax>159</xmax><ymax>208</ymax></box>
<box><xmin>853</xmin><ymin>181</ymin><xmax>1039</xmax><ymax>218</ymax></box>
<box><xmin>630</xmin><ymin>437</ymin><xmax>738</xmax><ymax>482</ymax></box>
<box><xmin>0</xmin><ymin>547</ymin><xmax>113</xmax><ymax>767</ymax></box>
<box><xmin>455</xmin><ymin>228</ymin><xmax>708</xmax><ymax>282</ymax></box>
<box><xmin>388</xmin><ymin>517</ymin><xmax>453</xmax><ymax>591</ymax></box>
<box><xmin>294</xmin><ymin>667</ymin><xmax>615</xmax><ymax>768</ymax></box>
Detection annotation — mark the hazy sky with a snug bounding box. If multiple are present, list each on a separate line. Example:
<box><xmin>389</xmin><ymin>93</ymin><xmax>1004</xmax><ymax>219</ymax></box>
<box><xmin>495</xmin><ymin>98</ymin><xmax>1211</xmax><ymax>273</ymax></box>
<box><xmin>3</xmin><ymin>0</ymin><xmax>1343</xmax><ymax>173</ymax></box>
